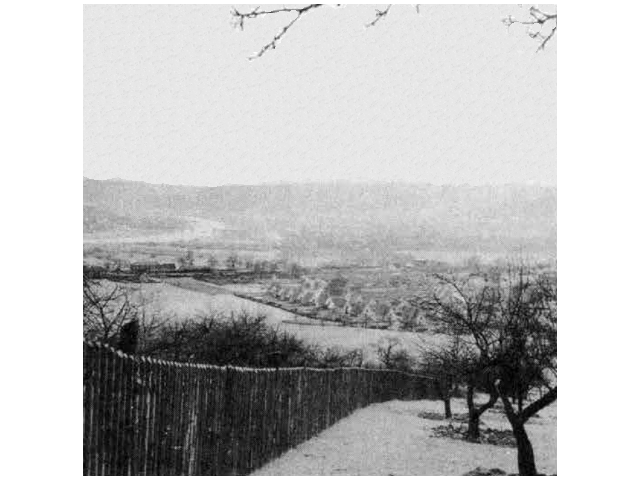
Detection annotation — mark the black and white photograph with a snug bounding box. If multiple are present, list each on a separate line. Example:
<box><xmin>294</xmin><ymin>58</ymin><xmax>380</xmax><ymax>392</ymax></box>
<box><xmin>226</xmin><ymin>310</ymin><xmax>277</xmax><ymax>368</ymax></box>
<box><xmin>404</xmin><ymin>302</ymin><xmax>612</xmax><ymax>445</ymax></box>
<box><xmin>83</xmin><ymin>3</ymin><xmax>558</xmax><ymax>476</ymax></box>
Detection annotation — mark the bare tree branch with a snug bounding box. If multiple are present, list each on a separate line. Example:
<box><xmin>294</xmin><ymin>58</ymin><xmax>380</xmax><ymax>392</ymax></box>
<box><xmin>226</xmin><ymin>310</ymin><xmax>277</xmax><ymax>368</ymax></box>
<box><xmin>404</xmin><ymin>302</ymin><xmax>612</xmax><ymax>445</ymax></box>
<box><xmin>231</xmin><ymin>4</ymin><xmax>324</xmax><ymax>60</ymax></box>
<box><xmin>522</xmin><ymin>386</ymin><xmax>557</xmax><ymax>421</ymax></box>
<box><xmin>231</xmin><ymin>4</ymin><xmax>423</xmax><ymax>59</ymax></box>
<box><xmin>364</xmin><ymin>5</ymin><xmax>392</xmax><ymax>29</ymax></box>
<box><xmin>503</xmin><ymin>5</ymin><xmax>557</xmax><ymax>51</ymax></box>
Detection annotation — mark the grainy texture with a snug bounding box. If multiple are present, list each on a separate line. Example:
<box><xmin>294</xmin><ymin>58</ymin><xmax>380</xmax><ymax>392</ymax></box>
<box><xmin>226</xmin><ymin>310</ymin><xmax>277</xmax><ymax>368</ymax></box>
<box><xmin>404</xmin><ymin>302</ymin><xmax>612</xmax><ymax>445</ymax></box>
<box><xmin>83</xmin><ymin>341</ymin><xmax>439</xmax><ymax>476</ymax></box>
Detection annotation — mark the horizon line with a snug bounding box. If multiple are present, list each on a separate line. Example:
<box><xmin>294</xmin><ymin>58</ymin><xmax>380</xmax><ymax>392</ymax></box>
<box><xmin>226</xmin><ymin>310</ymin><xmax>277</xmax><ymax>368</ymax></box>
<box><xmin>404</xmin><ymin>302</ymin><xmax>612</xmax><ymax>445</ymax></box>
<box><xmin>83</xmin><ymin>176</ymin><xmax>557</xmax><ymax>189</ymax></box>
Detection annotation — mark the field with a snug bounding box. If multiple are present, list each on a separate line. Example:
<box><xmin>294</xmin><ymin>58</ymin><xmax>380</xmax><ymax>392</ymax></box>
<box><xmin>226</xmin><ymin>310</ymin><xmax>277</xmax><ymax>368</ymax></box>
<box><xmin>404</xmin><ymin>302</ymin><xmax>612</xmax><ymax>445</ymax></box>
<box><xmin>114</xmin><ymin>279</ymin><xmax>448</xmax><ymax>364</ymax></box>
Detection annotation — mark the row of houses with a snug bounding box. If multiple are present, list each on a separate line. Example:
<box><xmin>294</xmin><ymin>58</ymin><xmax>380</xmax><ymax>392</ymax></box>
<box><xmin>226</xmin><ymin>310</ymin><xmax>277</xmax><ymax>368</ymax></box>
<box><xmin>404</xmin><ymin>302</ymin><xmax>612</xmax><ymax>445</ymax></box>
<box><xmin>266</xmin><ymin>277</ymin><xmax>431</xmax><ymax>330</ymax></box>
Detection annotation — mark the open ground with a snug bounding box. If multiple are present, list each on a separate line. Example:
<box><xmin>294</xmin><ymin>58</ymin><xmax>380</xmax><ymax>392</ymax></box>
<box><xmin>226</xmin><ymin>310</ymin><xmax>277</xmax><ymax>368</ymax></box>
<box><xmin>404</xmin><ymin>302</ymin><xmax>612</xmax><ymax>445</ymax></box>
<box><xmin>252</xmin><ymin>396</ymin><xmax>557</xmax><ymax>476</ymax></box>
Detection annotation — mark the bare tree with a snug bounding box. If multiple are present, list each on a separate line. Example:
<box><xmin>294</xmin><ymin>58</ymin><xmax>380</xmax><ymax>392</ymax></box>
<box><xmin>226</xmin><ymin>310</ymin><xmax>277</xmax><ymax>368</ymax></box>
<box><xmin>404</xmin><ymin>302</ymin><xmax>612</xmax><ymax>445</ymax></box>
<box><xmin>231</xmin><ymin>4</ymin><xmax>556</xmax><ymax>59</ymax></box>
<box><xmin>419</xmin><ymin>332</ymin><xmax>468</xmax><ymax>420</ymax></box>
<box><xmin>490</xmin><ymin>267</ymin><xmax>557</xmax><ymax>475</ymax></box>
<box><xmin>427</xmin><ymin>273</ymin><xmax>503</xmax><ymax>440</ymax></box>
<box><xmin>428</xmin><ymin>266</ymin><xmax>557</xmax><ymax>475</ymax></box>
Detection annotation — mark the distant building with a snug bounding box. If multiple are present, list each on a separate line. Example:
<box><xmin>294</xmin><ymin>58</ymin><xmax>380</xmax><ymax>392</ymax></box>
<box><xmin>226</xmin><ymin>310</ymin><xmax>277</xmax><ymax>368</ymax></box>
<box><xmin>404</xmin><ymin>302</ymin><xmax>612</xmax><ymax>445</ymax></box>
<box><xmin>283</xmin><ymin>287</ymin><xmax>296</xmax><ymax>301</ymax></box>
<box><xmin>360</xmin><ymin>300</ymin><xmax>390</xmax><ymax>325</ymax></box>
<box><xmin>289</xmin><ymin>286</ymin><xmax>303</xmax><ymax>302</ymax></box>
<box><xmin>325</xmin><ymin>296</ymin><xmax>347</xmax><ymax>311</ymax></box>
<box><xmin>130</xmin><ymin>262</ymin><xmax>176</xmax><ymax>274</ymax></box>
<box><xmin>299</xmin><ymin>290</ymin><xmax>315</xmax><ymax>305</ymax></box>
<box><xmin>266</xmin><ymin>282</ymin><xmax>281</xmax><ymax>297</ymax></box>
<box><xmin>344</xmin><ymin>294</ymin><xmax>365</xmax><ymax>317</ymax></box>
<box><xmin>313</xmin><ymin>289</ymin><xmax>329</xmax><ymax>309</ymax></box>
<box><xmin>384</xmin><ymin>308</ymin><xmax>403</xmax><ymax>330</ymax></box>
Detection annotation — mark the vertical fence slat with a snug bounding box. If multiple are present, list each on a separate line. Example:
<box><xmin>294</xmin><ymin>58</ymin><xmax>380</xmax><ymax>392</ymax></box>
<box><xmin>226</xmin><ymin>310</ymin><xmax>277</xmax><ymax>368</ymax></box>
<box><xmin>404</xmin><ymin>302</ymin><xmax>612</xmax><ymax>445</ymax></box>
<box><xmin>177</xmin><ymin>363</ymin><xmax>188</xmax><ymax>476</ymax></box>
<box><xmin>83</xmin><ymin>344</ymin><xmax>95</xmax><ymax>475</ymax></box>
<box><xmin>146</xmin><ymin>358</ymin><xmax>159</xmax><ymax>475</ymax></box>
<box><xmin>164</xmin><ymin>361</ymin><xmax>175</xmax><ymax>476</ymax></box>
<box><xmin>157</xmin><ymin>360</ymin><xmax>168</xmax><ymax>475</ymax></box>
<box><xmin>134</xmin><ymin>356</ymin><xmax>147</xmax><ymax>475</ymax></box>
<box><xmin>104</xmin><ymin>348</ymin><xmax>118</xmax><ymax>476</ymax></box>
<box><xmin>221</xmin><ymin>366</ymin><xmax>235</xmax><ymax>475</ymax></box>
<box><xmin>215</xmin><ymin>367</ymin><xmax>226</xmax><ymax>476</ymax></box>
<box><xmin>93</xmin><ymin>346</ymin><xmax>103</xmax><ymax>476</ymax></box>
<box><xmin>192</xmin><ymin>365</ymin><xmax>206</xmax><ymax>476</ymax></box>
<box><xmin>183</xmin><ymin>362</ymin><xmax>195</xmax><ymax>475</ymax></box>
<box><xmin>248</xmin><ymin>369</ymin><xmax>259</xmax><ymax>472</ymax></box>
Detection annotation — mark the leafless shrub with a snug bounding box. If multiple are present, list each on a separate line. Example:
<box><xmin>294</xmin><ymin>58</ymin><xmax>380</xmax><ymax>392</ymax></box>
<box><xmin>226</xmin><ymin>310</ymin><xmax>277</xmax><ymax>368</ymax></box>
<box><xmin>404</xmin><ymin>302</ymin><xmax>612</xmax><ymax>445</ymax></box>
<box><xmin>83</xmin><ymin>276</ymin><xmax>167</xmax><ymax>350</ymax></box>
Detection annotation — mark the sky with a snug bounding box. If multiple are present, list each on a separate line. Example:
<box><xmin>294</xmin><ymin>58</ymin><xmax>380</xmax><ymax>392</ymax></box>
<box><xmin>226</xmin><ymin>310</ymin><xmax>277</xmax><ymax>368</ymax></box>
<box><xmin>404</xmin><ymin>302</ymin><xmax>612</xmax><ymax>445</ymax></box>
<box><xmin>84</xmin><ymin>4</ymin><xmax>557</xmax><ymax>187</ymax></box>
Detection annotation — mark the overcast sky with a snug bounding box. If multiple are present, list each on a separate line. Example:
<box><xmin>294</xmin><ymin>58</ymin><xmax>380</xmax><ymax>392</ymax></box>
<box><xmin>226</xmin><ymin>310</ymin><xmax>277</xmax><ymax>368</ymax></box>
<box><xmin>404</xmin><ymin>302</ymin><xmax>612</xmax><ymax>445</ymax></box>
<box><xmin>84</xmin><ymin>4</ymin><xmax>556</xmax><ymax>187</ymax></box>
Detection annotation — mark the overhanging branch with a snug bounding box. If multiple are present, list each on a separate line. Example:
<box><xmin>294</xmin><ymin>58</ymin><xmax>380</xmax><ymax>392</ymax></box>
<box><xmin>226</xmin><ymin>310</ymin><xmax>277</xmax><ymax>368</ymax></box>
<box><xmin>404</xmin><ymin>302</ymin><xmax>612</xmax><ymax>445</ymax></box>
<box><xmin>231</xmin><ymin>4</ymin><xmax>324</xmax><ymax>60</ymax></box>
<box><xmin>502</xmin><ymin>5</ymin><xmax>557</xmax><ymax>51</ymax></box>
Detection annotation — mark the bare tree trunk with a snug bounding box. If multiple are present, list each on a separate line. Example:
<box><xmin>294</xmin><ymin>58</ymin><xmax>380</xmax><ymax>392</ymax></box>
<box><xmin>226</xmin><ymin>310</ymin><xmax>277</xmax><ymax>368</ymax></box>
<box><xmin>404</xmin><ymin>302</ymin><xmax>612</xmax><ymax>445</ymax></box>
<box><xmin>465</xmin><ymin>384</ymin><xmax>498</xmax><ymax>442</ymax></box>
<box><xmin>437</xmin><ymin>378</ymin><xmax>453</xmax><ymax>419</ymax></box>
<box><xmin>512</xmin><ymin>421</ymin><xmax>537</xmax><ymax>475</ymax></box>
<box><xmin>466</xmin><ymin>386</ymin><xmax>481</xmax><ymax>441</ymax></box>
<box><xmin>497</xmin><ymin>385</ymin><xmax>557</xmax><ymax>476</ymax></box>
<box><xmin>444</xmin><ymin>397</ymin><xmax>452</xmax><ymax>419</ymax></box>
<box><xmin>467</xmin><ymin>410</ymin><xmax>481</xmax><ymax>440</ymax></box>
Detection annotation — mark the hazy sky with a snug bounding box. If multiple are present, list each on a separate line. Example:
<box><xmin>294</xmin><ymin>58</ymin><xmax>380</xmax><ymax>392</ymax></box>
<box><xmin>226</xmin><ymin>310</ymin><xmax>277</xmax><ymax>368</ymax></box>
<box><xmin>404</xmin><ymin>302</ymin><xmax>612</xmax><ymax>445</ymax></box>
<box><xmin>84</xmin><ymin>4</ymin><xmax>557</xmax><ymax>187</ymax></box>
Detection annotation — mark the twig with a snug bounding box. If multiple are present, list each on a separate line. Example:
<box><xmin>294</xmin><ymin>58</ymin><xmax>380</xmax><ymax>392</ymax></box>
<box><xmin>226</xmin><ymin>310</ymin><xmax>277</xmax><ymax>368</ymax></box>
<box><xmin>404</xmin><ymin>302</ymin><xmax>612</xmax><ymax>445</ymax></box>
<box><xmin>231</xmin><ymin>4</ymin><xmax>324</xmax><ymax>60</ymax></box>
<box><xmin>365</xmin><ymin>5</ymin><xmax>393</xmax><ymax>28</ymax></box>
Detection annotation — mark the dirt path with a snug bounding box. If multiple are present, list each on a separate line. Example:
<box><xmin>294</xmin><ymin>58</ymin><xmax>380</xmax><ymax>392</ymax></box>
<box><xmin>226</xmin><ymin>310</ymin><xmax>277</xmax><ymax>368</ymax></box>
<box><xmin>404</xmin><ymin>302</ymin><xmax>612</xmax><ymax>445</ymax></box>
<box><xmin>252</xmin><ymin>397</ymin><xmax>556</xmax><ymax>476</ymax></box>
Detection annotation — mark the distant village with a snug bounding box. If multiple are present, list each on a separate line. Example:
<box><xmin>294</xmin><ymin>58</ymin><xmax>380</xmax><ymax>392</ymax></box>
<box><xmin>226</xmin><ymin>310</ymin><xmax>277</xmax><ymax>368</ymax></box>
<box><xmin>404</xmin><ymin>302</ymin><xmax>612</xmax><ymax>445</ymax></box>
<box><xmin>263</xmin><ymin>277</ymin><xmax>434</xmax><ymax>332</ymax></box>
<box><xmin>83</xmin><ymin>252</ymin><xmax>554</xmax><ymax>333</ymax></box>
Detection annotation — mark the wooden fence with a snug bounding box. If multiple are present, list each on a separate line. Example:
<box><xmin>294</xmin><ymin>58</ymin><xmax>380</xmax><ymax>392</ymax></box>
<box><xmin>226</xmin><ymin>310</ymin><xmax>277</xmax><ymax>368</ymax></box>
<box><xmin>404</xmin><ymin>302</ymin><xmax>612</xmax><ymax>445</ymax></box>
<box><xmin>83</xmin><ymin>341</ymin><xmax>440</xmax><ymax>476</ymax></box>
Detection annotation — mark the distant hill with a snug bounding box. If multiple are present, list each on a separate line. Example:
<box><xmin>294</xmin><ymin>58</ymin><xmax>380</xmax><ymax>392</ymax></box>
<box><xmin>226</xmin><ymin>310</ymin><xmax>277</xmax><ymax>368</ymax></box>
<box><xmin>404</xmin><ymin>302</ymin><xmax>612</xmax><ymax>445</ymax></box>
<box><xmin>83</xmin><ymin>178</ymin><xmax>556</xmax><ymax>259</ymax></box>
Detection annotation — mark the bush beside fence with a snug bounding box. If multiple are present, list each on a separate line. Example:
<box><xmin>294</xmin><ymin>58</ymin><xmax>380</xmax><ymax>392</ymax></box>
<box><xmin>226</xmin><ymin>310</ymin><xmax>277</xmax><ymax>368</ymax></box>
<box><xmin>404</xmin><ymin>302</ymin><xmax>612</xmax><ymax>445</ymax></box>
<box><xmin>83</xmin><ymin>341</ymin><xmax>440</xmax><ymax>476</ymax></box>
